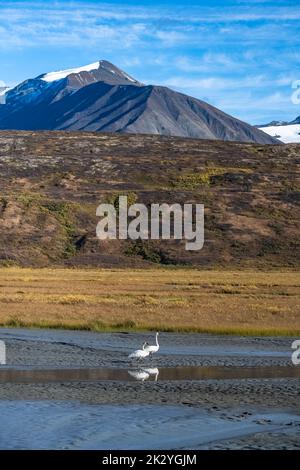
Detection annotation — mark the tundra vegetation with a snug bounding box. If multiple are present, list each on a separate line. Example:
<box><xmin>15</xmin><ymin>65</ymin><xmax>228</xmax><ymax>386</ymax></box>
<box><xmin>0</xmin><ymin>267</ymin><xmax>299</xmax><ymax>335</ymax></box>
<box><xmin>0</xmin><ymin>132</ymin><xmax>299</xmax><ymax>334</ymax></box>
<box><xmin>0</xmin><ymin>131</ymin><xmax>299</xmax><ymax>269</ymax></box>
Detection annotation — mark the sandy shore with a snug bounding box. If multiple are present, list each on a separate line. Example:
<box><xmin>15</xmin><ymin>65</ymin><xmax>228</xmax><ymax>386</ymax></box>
<box><xmin>0</xmin><ymin>328</ymin><xmax>294</xmax><ymax>368</ymax></box>
<box><xmin>0</xmin><ymin>328</ymin><xmax>299</xmax><ymax>449</ymax></box>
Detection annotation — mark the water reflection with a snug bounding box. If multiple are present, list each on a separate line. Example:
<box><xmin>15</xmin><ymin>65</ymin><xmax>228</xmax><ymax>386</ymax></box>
<box><xmin>0</xmin><ymin>365</ymin><xmax>299</xmax><ymax>384</ymax></box>
<box><xmin>128</xmin><ymin>368</ymin><xmax>159</xmax><ymax>382</ymax></box>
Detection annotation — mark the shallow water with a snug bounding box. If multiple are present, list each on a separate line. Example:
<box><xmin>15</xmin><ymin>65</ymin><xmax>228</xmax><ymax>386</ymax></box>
<box><xmin>0</xmin><ymin>329</ymin><xmax>299</xmax><ymax>449</ymax></box>
<box><xmin>0</xmin><ymin>327</ymin><xmax>291</xmax><ymax>358</ymax></box>
<box><xmin>1</xmin><ymin>364</ymin><xmax>300</xmax><ymax>383</ymax></box>
<box><xmin>0</xmin><ymin>400</ymin><xmax>298</xmax><ymax>450</ymax></box>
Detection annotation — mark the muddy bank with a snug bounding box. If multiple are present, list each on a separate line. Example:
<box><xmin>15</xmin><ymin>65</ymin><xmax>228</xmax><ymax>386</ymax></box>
<box><xmin>0</xmin><ymin>377</ymin><xmax>299</xmax><ymax>408</ymax></box>
<box><xmin>0</xmin><ymin>328</ymin><xmax>299</xmax><ymax>449</ymax></box>
<box><xmin>0</xmin><ymin>328</ymin><xmax>295</xmax><ymax>368</ymax></box>
<box><xmin>0</xmin><ymin>328</ymin><xmax>298</xmax><ymax>409</ymax></box>
<box><xmin>0</xmin><ymin>401</ymin><xmax>299</xmax><ymax>450</ymax></box>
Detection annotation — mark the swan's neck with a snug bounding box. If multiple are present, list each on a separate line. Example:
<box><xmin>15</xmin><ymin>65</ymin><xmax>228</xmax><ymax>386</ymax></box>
<box><xmin>155</xmin><ymin>334</ymin><xmax>159</xmax><ymax>346</ymax></box>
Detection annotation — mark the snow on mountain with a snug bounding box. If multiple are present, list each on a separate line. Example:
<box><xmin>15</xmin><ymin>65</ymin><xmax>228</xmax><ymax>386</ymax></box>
<box><xmin>5</xmin><ymin>79</ymin><xmax>54</xmax><ymax>107</ymax></box>
<box><xmin>0</xmin><ymin>86</ymin><xmax>11</xmax><ymax>96</ymax></box>
<box><xmin>0</xmin><ymin>60</ymin><xmax>279</xmax><ymax>143</ymax></box>
<box><xmin>0</xmin><ymin>86</ymin><xmax>12</xmax><ymax>104</ymax></box>
<box><xmin>39</xmin><ymin>60</ymin><xmax>139</xmax><ymax>85</ymax></box>
<box><xmin>4</xmin><ymin>60</ymin><xmax>143</xmax><ymax>111</ymax></box>
<box><xmin>40</xmin><ymin>61</ymin><xmax>100</xmax><ymax>82</ymax></box>
<box><xmin>259</xmin><ymin>120</ymin><xmax>288</xmax><ymax>127</ymax></box>
<box><xmin>258</xmin><ymin>124</ymin><xmax>300</xmax><ymax>143</ymax></box>
<box><xmin>120</xmin><ymin>71</ymin><xmax>137</xmax><ymax>83</ymax></box>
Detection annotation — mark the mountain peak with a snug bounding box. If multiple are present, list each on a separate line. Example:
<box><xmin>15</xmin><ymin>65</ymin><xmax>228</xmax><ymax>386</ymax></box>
<box><xmin>39</xmin><ymin>61</ymin><xmax>101</xmax><ymax>82</ymax></box>
<box><xmin>0</xmin><ymin>61</ymin><xmax>278</xmax><ymax>144</ymax></box>
<box><xmin>290</xmin><ymin>115</ymin><xmax>300</xmax><ymax>125</ymax></box>
<box><xmin>38</xmin><ymin>60</ymin><xmax>142</xmax><ymax>86</ymax></box>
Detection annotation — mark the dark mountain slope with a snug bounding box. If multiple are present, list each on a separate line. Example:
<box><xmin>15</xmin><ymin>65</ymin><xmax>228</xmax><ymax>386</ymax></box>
<box><xmin>0</xmin><ymin>61</ymin><xmax>278</xmax><ymax>144</ymax></box>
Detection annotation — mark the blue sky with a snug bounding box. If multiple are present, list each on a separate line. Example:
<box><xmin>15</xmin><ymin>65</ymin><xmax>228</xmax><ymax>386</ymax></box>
<box><xmin>1</xmin><ymin>0</ymin><xmax>300</xmax><ymax>124</ymax></box>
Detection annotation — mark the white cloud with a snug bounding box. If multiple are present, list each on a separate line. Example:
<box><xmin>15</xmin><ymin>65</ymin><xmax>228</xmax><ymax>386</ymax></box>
<box><xmin>163</xmin><ymin>75</ymin><xmax>269</xmax><ymax>91</ymax></box>
<box><xmin>1</xmin><ymin>1</ymin><xmax>299</xmax><ymax>51</ymax></box>
<box><xmin>162</xmin><ymin>73</ymin><xmax>299</xmax><ymax>94</ymax></box>
<box><xmin>175</xmin><ymin>54</ymin><xmax>242</xmax><ymax>73</ymax></box>
<box><xmin>0</xmin><ymin>0</ymin><xmax>299</xmax><ymax>125</ymax></box>
<box><xmin>209</xmin><ymin>89</ymin><xmax>297</xmax><ymax>124</ymax></box>
<box><xmin>3</xmin><ymin>1</ymin><xmax>300</xmax><ymax>23</ymax></box>
<box><xmin>155</xmin><ymin>30</ymin><xmax>188</xmax><ymax>46</ymax></box>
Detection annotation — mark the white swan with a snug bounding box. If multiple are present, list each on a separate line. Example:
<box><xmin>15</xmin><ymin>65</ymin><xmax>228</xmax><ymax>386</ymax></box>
<box><xmin>144</xmin><ymin>332</ymin><xmax>159</xmax><ymax>356</ymax></box>
<box><xmin>128</xmin><ymin>341</ymin><xmax>150</xmax><ymax>360</ymax></box>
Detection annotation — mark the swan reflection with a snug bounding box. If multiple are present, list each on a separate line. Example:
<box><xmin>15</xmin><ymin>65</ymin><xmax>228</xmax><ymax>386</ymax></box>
<box><xmin>128</xmin><ymin>367</ymin><xmax>159</xmax><ymax>382</ymax></box>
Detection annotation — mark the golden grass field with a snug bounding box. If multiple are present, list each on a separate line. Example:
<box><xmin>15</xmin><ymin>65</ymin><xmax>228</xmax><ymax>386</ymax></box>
<box><xmin>0</xmin><ymin>267</ymin><xmax>299</xmax><ymax>335</ymax></box>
